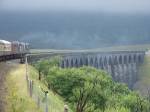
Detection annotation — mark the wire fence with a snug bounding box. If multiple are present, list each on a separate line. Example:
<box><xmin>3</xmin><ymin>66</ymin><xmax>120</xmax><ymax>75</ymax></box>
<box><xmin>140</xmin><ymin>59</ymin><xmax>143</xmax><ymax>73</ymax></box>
<box><xmin>26</xmin><ymin>75</ymin><xmax>68</xmax><ymax>112</ymax></box>
<box><xmin>25</xmin><ymin>55</ymin><xmax>70</xmax><ymax>112</ymax></box>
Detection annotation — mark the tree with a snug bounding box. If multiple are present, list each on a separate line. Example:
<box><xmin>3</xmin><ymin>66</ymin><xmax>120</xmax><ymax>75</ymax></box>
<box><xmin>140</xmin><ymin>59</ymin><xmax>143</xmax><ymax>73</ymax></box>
<box><xmin>34</xmin><ymin>56</ymin><xmax>60</xmax><ymax>80</ymax></box>
<box><xmin>34</xmin><ymin>59</ymin><xmax>150</xmax><ymax>112</ymax></box>
<box><xmin>46</xmin><ymin>67</ymin><xmax>111</xmax><ymax>112</ymax></box>
<box><xmin>73</xmin><ymin>80</ymin><xmax>97</xmax><ymax>112</ymax></box>
<box><xmin>34</xmin><ymin>60</ymin><xmax>49</xmax><ymax>80</ymax></box>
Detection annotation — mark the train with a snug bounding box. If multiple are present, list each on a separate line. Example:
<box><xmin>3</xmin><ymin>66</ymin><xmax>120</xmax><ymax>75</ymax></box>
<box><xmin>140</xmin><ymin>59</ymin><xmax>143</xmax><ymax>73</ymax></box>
<box><xmin>0</xmin><ymin>39</ymin><xmax>29</xmax><ymax>56</ymax></box>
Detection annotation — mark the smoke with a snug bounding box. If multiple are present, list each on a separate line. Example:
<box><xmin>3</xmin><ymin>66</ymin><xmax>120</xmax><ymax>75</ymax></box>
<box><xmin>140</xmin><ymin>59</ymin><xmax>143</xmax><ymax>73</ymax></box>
<box><xmin>19</xmin><ymin>31</ymin><xmax>88</xmax><ymax>49</ymax></box>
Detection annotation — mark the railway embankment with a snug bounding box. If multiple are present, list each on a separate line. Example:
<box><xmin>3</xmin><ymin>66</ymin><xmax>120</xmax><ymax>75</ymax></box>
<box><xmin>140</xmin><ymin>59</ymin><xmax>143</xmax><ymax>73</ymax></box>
<box><xmin>0</xmin><ymin>61</ymin><xmax>68</xmax><ymax>112</ymax></box>
<box><xmin>5</xmin><ymin>63</ymin><xmax>42</xmax><ymax>112</ymax></box>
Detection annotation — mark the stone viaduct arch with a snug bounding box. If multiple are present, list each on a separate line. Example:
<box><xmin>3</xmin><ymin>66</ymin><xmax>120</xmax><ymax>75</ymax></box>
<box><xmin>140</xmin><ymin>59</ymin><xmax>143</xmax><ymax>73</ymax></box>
<box><xmin>61</xmin><ymin>52</ymin><xmax>145</xmax><ymax>68</ymax></box>
<box><xmin>60</xmin><ymin>51</ymin><xmax>145</xmax><ymax>88</ymax></box>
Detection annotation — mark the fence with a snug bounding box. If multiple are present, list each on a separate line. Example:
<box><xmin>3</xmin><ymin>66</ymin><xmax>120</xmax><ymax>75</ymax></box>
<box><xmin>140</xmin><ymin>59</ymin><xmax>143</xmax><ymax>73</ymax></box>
<box><xmin>26</xmin><ymin>75</ymin><xmax>68</xmax><ymax>112</ymax></box>
<box><xmin>25</xmin><ymin>55</ymin><xmax>70</xmax><ymax>112</ymax></box>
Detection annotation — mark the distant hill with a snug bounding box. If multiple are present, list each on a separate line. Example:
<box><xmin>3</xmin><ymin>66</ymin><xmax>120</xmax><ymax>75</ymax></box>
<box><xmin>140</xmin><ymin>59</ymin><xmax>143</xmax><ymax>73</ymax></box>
<box><xmin>0</xmin><ymin>12</ymin><xmax>150</xmax><ymax>49</ymax></box>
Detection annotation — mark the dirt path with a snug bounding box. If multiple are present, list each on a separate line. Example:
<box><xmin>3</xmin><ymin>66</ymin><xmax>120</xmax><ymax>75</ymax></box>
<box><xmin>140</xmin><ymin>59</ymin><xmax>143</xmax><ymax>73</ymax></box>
<box><xmin>0</xmin><ymin>62</ymin><xmax>16</xmax><ymax>112</ymax></box>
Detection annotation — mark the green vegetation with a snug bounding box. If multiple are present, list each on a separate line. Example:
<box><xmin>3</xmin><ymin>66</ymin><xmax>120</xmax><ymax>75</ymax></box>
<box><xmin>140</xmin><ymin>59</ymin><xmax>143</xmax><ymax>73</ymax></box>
<box><xmin>29</xmin><ymin>65</ymin><xmax>72</xmax><ymax>112</ymax></box>
<box><xmin>33</xmin><ymin>58</ymin><xmax>150</xmax><ymax>112</ymax></box>
<box><xmin>134</xmin><ymin>54</ymin><xmax>150</xmax><ymax>96</ymax></box>
<box><xmin>6</xmin><ymin>64</ymin><xmax>42</xmax><ymax>112</ymax></box>
<box><xmin>6</xmin><ymin>63</ymin><xmax>69</xmax><ymax>112</ymax></box>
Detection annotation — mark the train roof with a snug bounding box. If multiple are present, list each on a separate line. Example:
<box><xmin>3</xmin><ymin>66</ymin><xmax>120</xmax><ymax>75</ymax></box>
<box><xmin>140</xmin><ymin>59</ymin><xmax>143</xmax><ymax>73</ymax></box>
<box><xmin>0</xmin><ymin>39</ymin><xmax>11</xmax><ymax>44</ymax></box>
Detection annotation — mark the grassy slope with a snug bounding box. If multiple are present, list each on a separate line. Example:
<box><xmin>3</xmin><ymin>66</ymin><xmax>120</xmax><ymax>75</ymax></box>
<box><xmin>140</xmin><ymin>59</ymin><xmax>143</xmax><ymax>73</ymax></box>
<box><xmin>134</xmin><ymin>54</ymin><xmax>150</xmax><ymax>96</ymax></box>
<box><xmin>5</xmin><ymin>64</ymin><xmax>69</xmax><ymax>112</ymax></box>
<box><xmin>29</xmin><ymin>65</ymin><xmax>73</xmax><ymax>112</ymax></box>
<box><xmin>6</xmin><ymin>64</ymin><xmax>42</xmax><ymax>112</ymax></box>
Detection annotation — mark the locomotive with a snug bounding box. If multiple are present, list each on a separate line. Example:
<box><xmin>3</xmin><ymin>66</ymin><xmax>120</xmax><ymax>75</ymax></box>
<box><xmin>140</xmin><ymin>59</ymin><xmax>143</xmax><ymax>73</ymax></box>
<box><xmin>0</xmin><ymin>39</ymin><xmax>29</xmax><ymax>56</ymax></box>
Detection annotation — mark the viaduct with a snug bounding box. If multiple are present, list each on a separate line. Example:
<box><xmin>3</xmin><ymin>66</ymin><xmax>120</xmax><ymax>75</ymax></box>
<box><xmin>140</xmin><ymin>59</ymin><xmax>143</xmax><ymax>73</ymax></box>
<box><xmin>60</xmin><ymin>51</ymin><xmax>145</xmax><ymax>88</ymax></box>
<box><xmin>26</xmin><ymin>50</ymin><xmax>146</xmax><ymax>88</ymax></box>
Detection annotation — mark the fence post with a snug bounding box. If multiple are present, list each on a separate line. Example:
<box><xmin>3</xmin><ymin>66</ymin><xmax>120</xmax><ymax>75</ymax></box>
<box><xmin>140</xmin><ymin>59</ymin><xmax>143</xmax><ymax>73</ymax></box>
<box><xmin>64</xmin><ymin>104</ymin><xmax>68</xmax><ymax>112</ymax></box>
<box><xmin>29</xmin><ymin>80</ymin><xmax>33</xmax><ymax>97</ymax></box>
<box><xmin>37</xmin><ymin>96</ymin><xmax>40</xmax><ymax>109</ymax></box>
<box><xmin>25</xmin><ymin>55</ymin><xmax>28</xmax><ymax>79</ymax></box>
<box><xmin>27</xmin><ymin>78</ymin><xmax>30</xmax><ymax>93</ymax></box>
<box><xmin>45</xmin><ymin>91</ymin><xmax>48</xmax><ymax>112</ymax></box>
<box><xmin>37</xmin><ymin>86</ymin><xmax>40</xmax><ymax>108</ymax></box>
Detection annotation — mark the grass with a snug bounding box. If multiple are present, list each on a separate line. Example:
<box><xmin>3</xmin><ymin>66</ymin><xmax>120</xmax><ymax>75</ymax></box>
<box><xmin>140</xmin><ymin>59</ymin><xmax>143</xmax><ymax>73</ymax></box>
<box><xmin>5</xmin><ymin>64</ymin><xmax>72</xmax><ymax>112</ymax></box>
<box><xmin>28</xmin><ymin>65</ymin><xmax>73</xmax><ymax>112</ymax></box>
<box><xmin>134</xmin><ymin>54</ymin><xmax>150</xmax><ymax>96</ymax></box>
<box><xmin>6</xmin><ymin>64</ymin><xmax>42</xmax><ymax>112</ymax></box>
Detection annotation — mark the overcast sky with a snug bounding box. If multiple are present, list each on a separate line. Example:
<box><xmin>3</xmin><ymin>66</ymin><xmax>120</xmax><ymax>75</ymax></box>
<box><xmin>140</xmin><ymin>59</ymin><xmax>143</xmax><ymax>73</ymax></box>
<box><xmin>0</xmin><ymin>0</ymin><xmax>150</xmax><ymax>13</ymax></box>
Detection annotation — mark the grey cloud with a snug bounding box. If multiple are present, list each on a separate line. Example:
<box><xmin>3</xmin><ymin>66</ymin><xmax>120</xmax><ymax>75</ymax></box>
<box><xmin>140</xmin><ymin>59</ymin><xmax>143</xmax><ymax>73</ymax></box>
<box><xmin>0</xmin><ymin>0</ymin><xmax>150</xmax><ymax>13</ymax></box>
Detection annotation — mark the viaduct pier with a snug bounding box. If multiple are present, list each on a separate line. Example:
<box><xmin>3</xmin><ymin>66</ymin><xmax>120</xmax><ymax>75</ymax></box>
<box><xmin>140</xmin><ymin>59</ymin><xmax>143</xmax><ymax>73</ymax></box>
<box><xmin>60</xmin><ymin>51</ymin><xmax>145</xmax><ymax>88</ymax></box>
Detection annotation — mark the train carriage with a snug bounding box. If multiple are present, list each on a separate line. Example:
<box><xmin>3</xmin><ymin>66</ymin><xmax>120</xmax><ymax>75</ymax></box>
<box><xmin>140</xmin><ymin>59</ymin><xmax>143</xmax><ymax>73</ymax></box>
<box><xmin>0</xmin><ymin>39</ymin><xmax>29</xmax><ymax>57</ymax></box>
<box><xmin>0</xmin><ymin>39</ymin><xmax>29</xmax><ymax>62</ymax></box>
<box><xmin>0</xmin><ymin>40</ymin><xmax>11</xmax><ymax>56</ymax></box>
<box><xmin>19</xmin><ymin>42</ymin><xmax>25</xmax><ymax>53</ymax></box>
<box><xmin>11</xmin><ymin>41</ymin><xmax>20</xmax><ymax>54</ymax></box>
